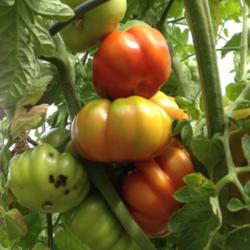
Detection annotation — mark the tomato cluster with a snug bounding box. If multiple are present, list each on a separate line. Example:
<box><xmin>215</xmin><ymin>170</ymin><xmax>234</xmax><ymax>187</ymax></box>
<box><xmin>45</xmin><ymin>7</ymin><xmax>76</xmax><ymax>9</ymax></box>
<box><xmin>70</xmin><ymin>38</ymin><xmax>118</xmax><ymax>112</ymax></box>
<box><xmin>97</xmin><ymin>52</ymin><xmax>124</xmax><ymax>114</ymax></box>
<box><xmin>7</xmin><ymin>1</ymin><xmax>195</xmax><ymax>248</ymax></box>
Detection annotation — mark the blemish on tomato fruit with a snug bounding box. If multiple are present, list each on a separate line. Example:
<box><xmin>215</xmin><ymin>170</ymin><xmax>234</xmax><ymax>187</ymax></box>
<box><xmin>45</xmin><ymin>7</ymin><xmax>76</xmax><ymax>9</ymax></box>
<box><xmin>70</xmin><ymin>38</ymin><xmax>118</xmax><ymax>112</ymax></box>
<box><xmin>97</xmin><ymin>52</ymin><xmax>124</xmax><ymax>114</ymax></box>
<box><xmin>48</xmin><ymin>152</ymin><xmax>54</xmax><ymax>158</ymax></box>
<box><xmin>42</xmin><ymin>201</ymin><xmax>53</xmax><ymax>209</ymax></box>
<box><xmin>49</xmin><ymin>175</ymin><xmax>55</xmax><ymax>183</ymax></box>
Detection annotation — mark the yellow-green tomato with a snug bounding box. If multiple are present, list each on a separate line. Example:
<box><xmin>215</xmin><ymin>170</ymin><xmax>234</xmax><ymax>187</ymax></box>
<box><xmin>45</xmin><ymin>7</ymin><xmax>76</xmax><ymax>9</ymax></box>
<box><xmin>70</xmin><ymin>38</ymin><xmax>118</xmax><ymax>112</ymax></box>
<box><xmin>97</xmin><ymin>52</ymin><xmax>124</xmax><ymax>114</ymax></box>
<box><xmin>63</xmin><ymin>193</ymin><xmax>134</xmax><ymax>250</ymax></box>
<box><xmin>71</xmin><ymin>96</ymin><xmax>172</xmax><ymax>163</ymax></box>
<box><xmin>60</xmin><ymin>0</ymin><xmax>127</xmax><ymax>53</ymax></box>
<box><xmin>7</xmin><ymin>144</ymin><xmax>89</xmax><ymax>213</ymax></box>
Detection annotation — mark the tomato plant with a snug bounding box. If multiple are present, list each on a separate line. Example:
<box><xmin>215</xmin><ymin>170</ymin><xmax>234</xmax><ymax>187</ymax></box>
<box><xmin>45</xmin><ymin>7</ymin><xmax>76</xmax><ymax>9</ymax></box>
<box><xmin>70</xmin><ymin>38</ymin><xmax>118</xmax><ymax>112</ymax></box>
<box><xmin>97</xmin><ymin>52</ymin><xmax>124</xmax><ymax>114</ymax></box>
<box><xmin>0</xmin><ymin>0</ymin><xmax>250</xmax><ymax>250</ymax></box>
<box><xmin>71</xmin><ymin>96</ymin><xmax>172</xmax><ymax>162</ymax></box>
<box><xmin>61</xmin><ymin>0</ymin><xmax>127</xmax><ymax>52</ymax></box>
<box><xmin>121</xmin><ymin>140</ymin><xmax>194</xmax><ymax>237</ymax></box>
<box><xmin>93</xmin><ymin>25</ymin><xmax>171</xmax><ymax>99</ymax></box>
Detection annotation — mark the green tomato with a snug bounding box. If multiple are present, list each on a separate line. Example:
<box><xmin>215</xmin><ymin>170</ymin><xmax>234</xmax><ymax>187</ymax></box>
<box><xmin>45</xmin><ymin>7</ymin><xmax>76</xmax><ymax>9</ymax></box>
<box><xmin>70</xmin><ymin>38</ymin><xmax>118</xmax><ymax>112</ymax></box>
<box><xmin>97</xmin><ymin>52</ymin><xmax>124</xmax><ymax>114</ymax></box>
<box><xmin>61</xmin><ymin>0</ymin><xmax>127</xmax><ymax>53</ymax></box>
<box><xmin>7</xmin><ymin>144</ymin><xmax>89</xmax><ymax>213</ymax></box>
<box><xmin>63</xmin><ymin>193</ymin><xmax>135</xmax><ymax>250</ymax></box>
<box><xmin>40</xmin><ymin>127</ymin><xmax>70</xmax><ymax>149</ymax></box>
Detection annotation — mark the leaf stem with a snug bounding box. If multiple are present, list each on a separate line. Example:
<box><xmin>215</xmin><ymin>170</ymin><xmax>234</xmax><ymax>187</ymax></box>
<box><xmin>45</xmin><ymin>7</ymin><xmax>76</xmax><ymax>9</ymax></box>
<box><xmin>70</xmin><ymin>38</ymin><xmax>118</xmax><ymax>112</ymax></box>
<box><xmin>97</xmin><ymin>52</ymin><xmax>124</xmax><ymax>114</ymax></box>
<box><xmin>47</xmin><ymin>214</ymin><xmax>54</xmax><ymax>250</ymax></box>
<box><xmin>49</xmin><ymin>0</ymin><xmax>109</xmax><ymax>36</ymax></box>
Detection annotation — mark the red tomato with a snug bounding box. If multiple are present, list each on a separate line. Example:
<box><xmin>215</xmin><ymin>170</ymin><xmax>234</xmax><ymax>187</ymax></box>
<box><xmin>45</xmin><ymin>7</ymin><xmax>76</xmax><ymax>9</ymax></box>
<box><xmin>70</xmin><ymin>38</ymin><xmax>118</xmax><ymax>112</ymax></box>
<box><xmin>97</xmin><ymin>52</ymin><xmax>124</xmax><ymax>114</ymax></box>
<box><xmin>122</xmin><ymin>142</ymin><xmax>194</xmax><ymax>237</ymax></box>
<box><xmin>93</xmin><ymin>26</ymin><xmax>171</xmax><ymax>99</ymax></box>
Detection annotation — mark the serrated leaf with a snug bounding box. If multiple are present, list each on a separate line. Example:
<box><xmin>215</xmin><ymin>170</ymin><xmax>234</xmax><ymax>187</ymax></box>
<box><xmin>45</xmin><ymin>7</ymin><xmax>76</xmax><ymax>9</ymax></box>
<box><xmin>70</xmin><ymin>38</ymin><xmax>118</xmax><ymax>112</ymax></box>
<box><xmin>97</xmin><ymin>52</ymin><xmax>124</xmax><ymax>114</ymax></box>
<box><xmin>4</xmin><ymin>209</ymin><xmax>27</xmax><ymax>239</ymax></box>
<box><xmin>175</xmin><ymin>173</ymin><xmax>217</xmax><ymax>203</ymax></box>
<box><xmin>10</xmin><ymin>104</ymin><xmax>48</xmax><ymax>137</ymax></box>
<box><xmin>170</xmin><ymin>174</ymin><xmax>221</xmax><ymax>250</ymax></box>
<box><xmin>227</xmin><ymin>198</ymin><xmax>245</xmax><ymax>212</ymax></box>
<box><xmin>25</xmin><ymin>0</ymin><xmax>74</xmax><ymax>22</ymax></box>
<box><xmin>191</xmin><ymin>136</ymin><xmax>225</xmax><ymax>169</ymax></box>
<box><xmin>0</xmin><ymin>2</ymin><xmax>55</xmax><ymax>108</ymax></box>
<box><xmin>225</xmin><ymin>225</ymin><xmax>250</xmax><ymax>250</ymax></box>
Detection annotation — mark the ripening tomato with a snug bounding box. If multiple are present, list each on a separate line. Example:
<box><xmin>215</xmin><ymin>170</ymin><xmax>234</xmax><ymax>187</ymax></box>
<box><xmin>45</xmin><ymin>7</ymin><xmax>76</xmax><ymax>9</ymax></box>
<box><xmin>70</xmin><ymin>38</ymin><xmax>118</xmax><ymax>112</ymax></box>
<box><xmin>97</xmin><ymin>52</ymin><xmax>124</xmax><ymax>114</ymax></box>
<box><xmin>93</xmin><ymin>25</ymin><xmax>171</xmax><ymax>99</ymax></box>
<box><xmin>71</xmin><ymin>96</ymin><xmax>172</xmax><ymax>163</ymax></box>
<box><xmin>122</xmin><ymin>141</ymin><xmax>194</xmax><ymax>237</ymax></box>
<box><xmin>150</xmin><ymin>91</ymin><xmax>188</xmax><ymax>120</ymax></box>
<box><xmin>61</xmin><ymin>0</ymin><xmax>127</xmax><ymax>52</ymax></box>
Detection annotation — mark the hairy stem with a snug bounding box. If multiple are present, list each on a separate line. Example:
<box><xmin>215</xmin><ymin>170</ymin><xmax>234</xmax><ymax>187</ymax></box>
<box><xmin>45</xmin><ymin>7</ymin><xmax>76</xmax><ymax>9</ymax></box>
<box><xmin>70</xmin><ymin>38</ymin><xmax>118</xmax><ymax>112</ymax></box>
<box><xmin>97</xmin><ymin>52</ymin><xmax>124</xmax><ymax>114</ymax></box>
<box><xmin>237</xmin><ymin>0</ymin><xmax>249</xmax><ymax>82</ymax></box>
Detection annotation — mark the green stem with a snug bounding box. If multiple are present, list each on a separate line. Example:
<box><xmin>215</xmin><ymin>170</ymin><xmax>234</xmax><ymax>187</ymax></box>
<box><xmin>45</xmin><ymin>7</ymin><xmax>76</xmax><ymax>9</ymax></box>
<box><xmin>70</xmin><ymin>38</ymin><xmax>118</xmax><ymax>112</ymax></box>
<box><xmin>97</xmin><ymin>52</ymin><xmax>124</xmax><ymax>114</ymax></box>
<box><xmin>47</xmin><ymin>214</ymin><xmax>54</xmax><ymax>250</ymax></box>
<box><xmin>85</xmin><ymin>162</ymin><xmax>156</xmax><ymax>250</ymax></box>
<box><xmin>168</xmin><ymin>44</ymin><xmax>194</xmax><ymax>100</ymax></box>
<box><xmin>237</xmin><ymin>0</ymin><xmax>249</xmax><ymax>82</ymax></box>
<box><xmin>46</xmin><ymin>35</ymin><xmax>81</xmax><ymax>119</ymax></box>
<box><xmin>184</xmin><ymin>0</ymin><xmax>224</xmax><ymax>137</ymax></box>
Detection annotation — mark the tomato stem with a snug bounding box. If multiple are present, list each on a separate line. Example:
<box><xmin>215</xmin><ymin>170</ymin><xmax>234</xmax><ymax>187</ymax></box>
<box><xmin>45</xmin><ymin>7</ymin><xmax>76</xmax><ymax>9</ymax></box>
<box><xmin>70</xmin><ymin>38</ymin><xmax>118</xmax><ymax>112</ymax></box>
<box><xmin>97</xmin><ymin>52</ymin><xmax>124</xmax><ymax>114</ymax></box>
<box><xmin>49</xmin><ymin>0</ymin><xmax>109</xmax><ymax>36</ymax></box>
<box><xmin>184</xmin><ymin>0</ymin><xmax>224</xmax><ymax>137</ymax></box>
<box><xmin>47</xmin><ymin>213</ymin><xmax>54</xmax><ymax>250</ymax></box>
<box><xmin>237</xmin><ymin>0</ymin><xmax>249</xmax><ymax>83</ymax></box>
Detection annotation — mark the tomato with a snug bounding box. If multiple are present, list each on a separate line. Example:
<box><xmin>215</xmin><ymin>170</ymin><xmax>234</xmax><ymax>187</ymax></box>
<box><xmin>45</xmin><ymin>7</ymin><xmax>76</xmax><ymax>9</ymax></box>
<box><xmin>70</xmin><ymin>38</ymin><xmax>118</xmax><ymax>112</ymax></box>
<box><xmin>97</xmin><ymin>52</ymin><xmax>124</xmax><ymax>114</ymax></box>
<box><xmin>40</xmin><ymin>127</ymin><xmax>70</xmax><ymax>149</ymax></box>
<box><xmin>93</xmin><ymin>25</ymin><xmax>171</xmax><ymax>100</ymax></box>
<box><xmin>121</xmin><ymin>141</ymin><xmax>194</xmax><ymax>237</ymax></box>
<box><xmin>60</xmin><ymin>0</ymin><xmax>127</xmax><ymax>53</ymax></box>
<box><xmin>150</xmin><ymin>91</ymin><xmax>188</xmax><ymax>120</ymax></box>
<box><xmin>7</xmin><ymin>144</ymin><xmax>89</xmax><ymax>213</ymax></box>
<box><xmin>71</xmin><ymin>96</ymin><xmax>172</xmax><ymax>163</ymax></box>
<box><xmin>63</xmin><ymin>193</ymin><xmax>135</xmax><ymax>250</ymax></box>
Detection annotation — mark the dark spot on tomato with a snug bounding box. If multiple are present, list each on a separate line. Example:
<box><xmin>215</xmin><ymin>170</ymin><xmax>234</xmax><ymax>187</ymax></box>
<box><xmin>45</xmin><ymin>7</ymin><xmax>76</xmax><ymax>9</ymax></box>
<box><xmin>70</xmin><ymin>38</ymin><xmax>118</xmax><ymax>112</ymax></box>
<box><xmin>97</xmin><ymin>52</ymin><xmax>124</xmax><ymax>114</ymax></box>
<box><xmin>48</xmin><ymin>152</ymin><xmax>54</xmax><ymax>158</ymax></box>
<box><xmin>64</xmin><ymin>189</ymin><xmax>70</xmax><ymax>195</ymax></box>
<box><xmin>54</xmin><ymin>175</ymin><xmax>67</xmax><ymax>188</ymax></box>
<box><xmin>42</xmin><ymin>201</ymin><xmax>53</xmax><ymax>209</ymax></box>
<box><xmin>49</xmin><ymin>175</ymin><xmax>55</xmax><ymax>183</ymax></box>
<box><xmin>59</xmin><ymin>174</ymin><xmax>67</xmax><ymax>186</ymax></box>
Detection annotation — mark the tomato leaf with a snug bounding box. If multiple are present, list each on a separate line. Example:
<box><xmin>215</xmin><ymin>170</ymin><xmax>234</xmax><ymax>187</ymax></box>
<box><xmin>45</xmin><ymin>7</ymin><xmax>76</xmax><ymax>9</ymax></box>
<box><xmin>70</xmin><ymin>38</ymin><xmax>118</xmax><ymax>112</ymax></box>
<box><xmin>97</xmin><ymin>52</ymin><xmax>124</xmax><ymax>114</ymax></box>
<box><xmin>225</xmin><ymin>225</ymin><xmax>250</xmax><ymax>250</ymax></box>
<box><xmin>10</xmin><ymin>104</ymin><xmax>49</xmax><ymax>137</ymax></box>
<box><xmin>4</xmin><ymin>209</ymin><xmax>27</xmax><ymax>240</ymax></box>
<box><xmin>169</xmin><ymin>173</ymin><xmax>221</xmax><ymax>250</ymax></box>
<box><xmin>0</xmin><ymin>1</ymin><xmax>70</xmax><ymax>109</ymax></box>
<box><xmin>25</xmin><ymin>0</ymin><xmax>74</xmax><ymax>22</ymax></box>
<box><xmin>18</xmin><ymin>213</ymin><xmax>44</xmax><ymax>249</ymax></box>
<box><xmin>191</xmin><ymin>136</ymin><xmax>225</xmax><ymax>170</ymax></box>
<box><xmin>227</xmin><ymin>198</ymin><xmax>245</xmax><ymax>212</ymax></box>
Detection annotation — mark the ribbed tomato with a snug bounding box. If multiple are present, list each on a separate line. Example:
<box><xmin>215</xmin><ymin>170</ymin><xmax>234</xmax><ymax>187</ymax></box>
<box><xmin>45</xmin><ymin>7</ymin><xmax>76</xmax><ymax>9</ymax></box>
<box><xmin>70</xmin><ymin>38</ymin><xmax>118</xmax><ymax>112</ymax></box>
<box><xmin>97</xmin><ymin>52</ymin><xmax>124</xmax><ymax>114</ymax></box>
<box><xmin>122</xmin><ymin>141</ymin><xmax>194</xmax><ymax>237</ymax></box>
<box><xmin>93</xmin><ymin>25</ymin><xmax>171</xmax><ymax>99</ymax></box>
<box><xmin>71</xmin><ymin>96</ymin><xmax>172</xmax><ymax>163</ymax></box>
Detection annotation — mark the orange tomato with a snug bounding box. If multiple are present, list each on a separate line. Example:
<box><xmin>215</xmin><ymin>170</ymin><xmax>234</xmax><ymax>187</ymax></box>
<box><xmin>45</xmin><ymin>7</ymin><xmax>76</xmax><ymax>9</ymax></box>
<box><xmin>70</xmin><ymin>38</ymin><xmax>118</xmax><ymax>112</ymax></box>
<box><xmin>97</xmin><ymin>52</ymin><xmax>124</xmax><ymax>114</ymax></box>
<box><xmin>122</xmin><ymin>142</ymin><xmax>194</xmax><ymax>237</ymax></box>
<box><xmin>93</xmin><ymin>26</ymin><xmax>171</xmax><ymax>99</ymax></box>
<box><xmin>71</xmin><ymin>96</ymin><xmax>172</xmax><ymax>163</ymax></box>
<box><xmin>150</xmin><ymin>91</ymin><xmax>188</xmax><ymax>120</ymax></box>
